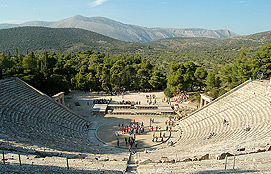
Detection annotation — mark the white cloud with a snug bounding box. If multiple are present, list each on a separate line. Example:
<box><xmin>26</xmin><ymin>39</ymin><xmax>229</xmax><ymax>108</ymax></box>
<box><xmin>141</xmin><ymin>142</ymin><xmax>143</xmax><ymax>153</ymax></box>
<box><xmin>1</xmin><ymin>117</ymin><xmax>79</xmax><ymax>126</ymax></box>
<box><xmin>240</xmin><ymin>1</ymin><xmax>247</xmax><ymax>3</ymax></box>
<box><xmin>89</xmin><ymin>0</ymin><xmax>107</xmax><ymax>7</ymax></box>
<box><xmin>160</xmin><ymin>1</ymin><xmax>169</xmax><ymax>5</ymax></box>
<box><xmin>0</xmin><ymin>4</ymin><xmax>8</xmax><ymax>7</ymax></box>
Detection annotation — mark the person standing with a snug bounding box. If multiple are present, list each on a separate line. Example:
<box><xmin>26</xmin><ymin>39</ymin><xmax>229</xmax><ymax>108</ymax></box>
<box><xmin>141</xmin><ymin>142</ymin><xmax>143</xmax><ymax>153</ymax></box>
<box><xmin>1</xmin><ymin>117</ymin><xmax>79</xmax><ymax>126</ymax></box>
<box><xmin>125</xmin><ymin>137</ymin><xmax>128</xmax><ymax>145</ymax></box>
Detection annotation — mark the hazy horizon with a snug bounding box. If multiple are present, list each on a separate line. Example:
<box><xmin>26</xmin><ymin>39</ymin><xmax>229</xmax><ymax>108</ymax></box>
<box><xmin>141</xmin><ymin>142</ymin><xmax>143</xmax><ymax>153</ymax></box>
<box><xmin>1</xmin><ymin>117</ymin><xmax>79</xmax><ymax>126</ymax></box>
<box><xmin>0</xmin><ymin>0</ymin><xmax>270</xmax><ymax>35</ymax></box>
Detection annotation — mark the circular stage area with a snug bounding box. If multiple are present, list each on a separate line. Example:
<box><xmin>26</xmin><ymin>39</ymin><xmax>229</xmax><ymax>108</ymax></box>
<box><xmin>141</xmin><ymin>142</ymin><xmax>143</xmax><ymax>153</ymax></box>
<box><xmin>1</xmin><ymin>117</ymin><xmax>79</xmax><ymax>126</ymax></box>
<box><xmin>96</xmin><ymin>116</ymin><xmax>171</xmax><ymax>149</ymax></box>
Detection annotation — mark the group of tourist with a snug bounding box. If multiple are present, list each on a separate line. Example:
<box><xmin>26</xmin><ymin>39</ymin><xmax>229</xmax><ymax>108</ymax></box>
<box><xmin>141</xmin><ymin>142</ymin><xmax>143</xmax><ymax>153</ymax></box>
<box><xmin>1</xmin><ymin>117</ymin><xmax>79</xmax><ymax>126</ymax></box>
<box><xmin>165</xmin><ymin>119</ymin><xmax>174</xmax><ymax>126</ymax></box>
<box><xmin>146</xmin><ymin>94</ymin><xmax>156</xmax><ymax>105</ymax></box>
<box><xmin>176</xmin><ymin>115</ymin><xmax>184</xmax><ymax>120</ymax></box>
<box><xmin>162</xmin><ymin>97</ymin><xmax>171</xmax><ymax>104</ymax></box>
<box><xmin>105</xmin><ymin>90</ymin><xmax>124</xmax><ymax>96</ymax></box>
<box><xmin>175</xmin><ymin>93</ymin><xmax>190</xmax><ymax>103</ymax></box>
<box><xmin>142</xmin><ymin>88</ymin><xmax>153</xmax><ymax>92</ymax></box>
<box><xmin>115</xmin><ymin>120</ymin><xmax>143</xmax><ymax>151</ymax></box>
<box><xmin>125</xmin><ymin>136</ymin><xmax>138</xmax><ymax>151</ymax></box>
<box><xmin>118</xmin><ymin>120</ymin><xmax>145</xmax><ymax>137</ymax></box>
<box><xmin>116</xmin><ymin>100</ymin><xmax>142</xmax><ymax>105</ymax></box>
<box><xmin>116</xmin><ymin>100</ymin><xmax>131</xmax><ymax>105</ymax></box>
<box><xmin>152</xmin><ymin>131</ymin><xmax>166</xmax><ymax>142</ymax></box>
<box><xmin>162</xmin><ymin>92</ymin><xmax>190</xmax><ymax>105</ymax></box>
<box><xmin>93</xmin><ymin>98</ymin><xmax>111</xmax><ymax>104</ymax></box>
<box><xmin>146</xmin><ymin>94</ymin><xmax>156</xmax><ymax>99</ymax></box>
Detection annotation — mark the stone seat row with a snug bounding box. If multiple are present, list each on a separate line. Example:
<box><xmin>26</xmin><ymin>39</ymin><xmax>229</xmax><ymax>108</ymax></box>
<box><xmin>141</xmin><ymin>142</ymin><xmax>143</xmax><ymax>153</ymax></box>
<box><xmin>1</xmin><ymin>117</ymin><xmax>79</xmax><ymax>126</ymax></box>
<box><xmin>179</xmin><ymin>95</ymin><xmax>271</xmax><ymax>148</ymax></box>
<box><xmin>135</xmin><ymin>80</ymin><xmax>271</xmax><ymax>163</ymax></box>
<box><xmin>0</xmin><ymin>78</ymin><xmax>113</xmax><ymax>154</ymax></box>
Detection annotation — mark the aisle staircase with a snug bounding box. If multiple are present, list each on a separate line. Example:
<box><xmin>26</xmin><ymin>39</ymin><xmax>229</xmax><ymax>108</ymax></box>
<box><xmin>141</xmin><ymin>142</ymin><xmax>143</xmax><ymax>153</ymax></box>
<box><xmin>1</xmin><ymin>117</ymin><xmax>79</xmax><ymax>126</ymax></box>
<box><xmin>125</xmin><ymin>152</ymin><xmax>137</xmax><ymax>173</ymax></box>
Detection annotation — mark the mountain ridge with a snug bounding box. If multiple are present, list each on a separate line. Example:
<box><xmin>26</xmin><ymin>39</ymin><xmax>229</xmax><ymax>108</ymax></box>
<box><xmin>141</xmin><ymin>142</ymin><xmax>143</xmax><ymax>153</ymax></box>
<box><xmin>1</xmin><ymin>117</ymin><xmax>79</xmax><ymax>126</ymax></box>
<box><xmin>0</xmin><ymin>26</ymin><xmax>142</xmax><ymax>54</ymax></box>
<box><xmin>0</xmin><ymin>15</ymin><xmax>238</xmax><ymax>42</ymax></box>
<box><xmin>0</xmin><ymin>26</ymin><xmax>270</xmax><ymax>69</ymax></box>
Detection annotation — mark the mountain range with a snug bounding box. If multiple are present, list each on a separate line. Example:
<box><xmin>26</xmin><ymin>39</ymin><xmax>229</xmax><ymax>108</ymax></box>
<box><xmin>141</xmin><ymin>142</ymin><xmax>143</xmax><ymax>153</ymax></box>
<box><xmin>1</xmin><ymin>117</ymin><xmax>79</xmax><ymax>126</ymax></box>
<box><xmin>0</xmin><ymin>26</ymin><xmax>270</xmax><ymax>69</ymax></box>
<box><xmin>0</xmin><ymin>15</ymin><xmax>238</xmax><ymax>43</ymax></box>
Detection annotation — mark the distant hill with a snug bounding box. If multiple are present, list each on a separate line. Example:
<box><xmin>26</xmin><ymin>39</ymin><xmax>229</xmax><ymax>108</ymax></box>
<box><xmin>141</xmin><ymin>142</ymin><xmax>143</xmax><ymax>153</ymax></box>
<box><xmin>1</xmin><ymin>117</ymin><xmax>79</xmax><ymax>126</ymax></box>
<box><xmin>146</xmin><ymin>30</ymin><xmax>271</xmax><ymax>50</ymax></box>
<box><xmin>141</xmin><ymin>30</ymin><xmax>271</xmax><ymax>68</ymax></box>
<box><xmin>0</xmin><ymin>27</ymin><xmax>142</xmax><ymax>54</ymax></box>
<box><xmin>0</xmin><ymin>26</ymin><xmax>270</xmax><ymax>69</ymax></box>
<box><xmin>0</xmin><ymin>15</ymin><xmax>238</xmax><ymax>42</ymax></box>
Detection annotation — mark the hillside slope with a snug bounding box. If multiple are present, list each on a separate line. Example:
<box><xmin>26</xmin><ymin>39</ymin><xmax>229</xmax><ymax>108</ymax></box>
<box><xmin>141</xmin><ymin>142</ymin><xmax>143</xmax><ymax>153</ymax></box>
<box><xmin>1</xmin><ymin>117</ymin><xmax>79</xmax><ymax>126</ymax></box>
<box><xmin>0</xmin><ymin>15</ymin><xmax>238</xmax><ymax>42</ymax></box>
<box><xmin>0</xmin><ymin>27</ymin><xmax>270</xmax><ymax>69</ymax></box>
<box><xmin>140</xmin><ymin>31</ymin><xmax>271</xmax><ymax>67</ymax></box>
<box><xmin>146</xmin><ymin>30</ymin><xmax>271</xmax><ymax>49</ymax></box>
<box><xmin>0</xmin><ymin>26</ymin><xmax>141</xmax><ymax>54</ymax></box>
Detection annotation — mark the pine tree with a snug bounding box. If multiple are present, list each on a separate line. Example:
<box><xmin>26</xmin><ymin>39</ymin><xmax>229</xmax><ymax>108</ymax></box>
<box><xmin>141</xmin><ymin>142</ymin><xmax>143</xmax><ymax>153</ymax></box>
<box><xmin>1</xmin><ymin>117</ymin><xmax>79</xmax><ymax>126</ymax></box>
<box><xmin>231</xmin><ymin>45</ymin><xmax>250</xmax><ymax>88</ymax></box>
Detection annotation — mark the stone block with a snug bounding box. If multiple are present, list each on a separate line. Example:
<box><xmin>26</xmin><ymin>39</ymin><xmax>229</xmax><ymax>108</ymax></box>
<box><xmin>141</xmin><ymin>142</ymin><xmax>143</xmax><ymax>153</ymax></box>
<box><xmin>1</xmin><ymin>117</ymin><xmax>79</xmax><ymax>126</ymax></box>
<box><xmin>237</xmin><ymin>148</ymin><xmax>245</xmax><ymax>151</ymax></box>
<box><xmin>199</xmin><ymin>154</ymin><xmax>209</xmax><ymax>161</ymax></box>
<box><xmin>101</xmin><ymin>158</ymin><xmax>109</xmax><ymax>161</ymax></box>
<box><xmin>182</xmin><ymin>158</ymin><xmax>192</xmax><ymax>162</ymax></box>
<box><xmin>256</xmin><ymin>149</ymin><xmax>266</xmax><ymax>153</ymax></box>
<box><xmin>139</xmin><ymin>159</ymin><xmax>152</xmax><ymax>165</ymax></box>
<box><xmin>217</xmin><ymin>152</ymin><xmax>233</xmax><ymax>160</ymax></box>
<box><xmin>122</xmin><ymin>157</ymin><xmax>129</xmax><ymax>161</ymax></box>
<box><xmin>163</xmin><ymin>159</ymin><xmax>175</xmax><ymax>163</ymax></box>
<box><xmin>71</xmin><ymin>154</ymin><xmax>86</xmax><ymax>159</ymax></box>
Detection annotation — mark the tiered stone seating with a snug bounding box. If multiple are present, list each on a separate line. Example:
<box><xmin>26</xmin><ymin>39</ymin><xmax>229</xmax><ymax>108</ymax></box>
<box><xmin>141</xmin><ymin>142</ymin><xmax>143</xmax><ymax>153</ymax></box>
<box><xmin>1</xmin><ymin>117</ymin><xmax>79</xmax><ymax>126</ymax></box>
<box><xmin>135</xmin><ymin>80</ymin><xmax>271</xmax><ymax>172</ymax></box>
<box><xmin>137</xmin><ymin>150</ymin><xmax>271</xmax><ymax>173</ymax></box>
<box><xmin>0</xmin><ymin>78</ymin><xmax>129</xmax><ymax>173</ymax></box>
<box><xmin>0</xmin><ymin>151</ymin><xmax>128</xmax><ymax>173</ymax></box>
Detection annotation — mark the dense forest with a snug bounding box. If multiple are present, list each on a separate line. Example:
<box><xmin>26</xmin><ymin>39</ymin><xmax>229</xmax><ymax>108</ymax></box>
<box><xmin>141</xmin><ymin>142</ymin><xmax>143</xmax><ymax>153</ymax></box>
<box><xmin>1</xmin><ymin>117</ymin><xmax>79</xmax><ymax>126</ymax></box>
<box><xmin>1</xmin><ymin>27</ymin><xmax>271</xmax><ymax>72</ymax></box>
<box><xmin>1</xmin><ymin>43</ymin><xmax>270</xmax><ymax>100</ymax></box>
<box><xmin>165</xmin><ymin>43</ymin><xmax>271</xmax><ymax>99</ymax></box>
<box><xmin>0</xmin><ymin>50</ymin><xmax>166</xmax><ymax>96</ymax></box>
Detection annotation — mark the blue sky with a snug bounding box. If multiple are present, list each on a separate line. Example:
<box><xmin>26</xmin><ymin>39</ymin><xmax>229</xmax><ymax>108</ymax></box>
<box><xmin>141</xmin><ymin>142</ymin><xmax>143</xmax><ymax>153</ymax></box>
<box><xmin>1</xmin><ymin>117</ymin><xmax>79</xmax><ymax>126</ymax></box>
<box><xmin>0</xmin><ymin>0</ymin><xmax>270</xmax><ymax>35</ymax></box>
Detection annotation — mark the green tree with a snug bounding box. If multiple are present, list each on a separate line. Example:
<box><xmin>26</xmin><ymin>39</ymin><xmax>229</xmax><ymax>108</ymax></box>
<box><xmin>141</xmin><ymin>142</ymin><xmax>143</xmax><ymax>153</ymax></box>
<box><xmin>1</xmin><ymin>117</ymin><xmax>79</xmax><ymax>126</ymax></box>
<box><xmin>110</xmin><ymin>59</ymin><xmax>127</xmax><ymax>91</ymax></box>
<box><xmin>100</xmin><ymin>64</ymin><xmax>111</xmax><ymax>90</ymax></box>
<box><xmin>0</xmin><ymin>53</ymin><xmax>14</xmax><ymax>79</ymax></box>
<box><xmin>205</xmin><ymin>68</ymin><xmax>220</xmax><ymax>90</ymax></box>
<box><xmin>167</xmin><ymin>62</ymin><xmax>186</xmax><ymax>92</ymax></box>
<box><xmin>136</xmin><ymin>59</ymin><xmax>153</xmax><ymax>89</ymax></box>
<box><xmin>249</xmin><ymin>43</ymin><xmax>271</xmax><ymax>79</ymax></box>
<box><xmin>218</xmin><ymin>64</ymin><xmax>232</xmax><ymax>88</ymax></box>
<box><xmin>71</xmin><ymin>65</ymin><xmax>90</xmax><ymax>90</ymax></box>
<box><xmin>183</xmin><ymin>61</ymin><xmax>197</xmax><ymax>90</ymax></box>
<box><xmin>164</xmin><ymin>87</ymin><xmax>173</xmax><ymax>97</ymax></box>
<box><xmin>149</xmin><ymin>70</ymin><xmax>166</xmax><ymax>89</ymax></box>
<box><xmin>39</xmin><ymin>51</ymin><xmax>50</xmax><ymax>78</ymax></box>
<box><xmin>194</xmin><ymin>66</ymin><xmax>207</xmax><ymax>90</ymax></box>
<box><xmin>45</xmin><ymin>74</ymin><xmax>69</xmax><ymax>96</ymax></box>
<box><xmin>231</xmin><ymin>45</ymin><xmax>250</xmax><ymax>88</ymax></box>
<box><xmin>22</xmin><ymin>52</ymin><xmax>37</xmax><ymax>73</ymax></box>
